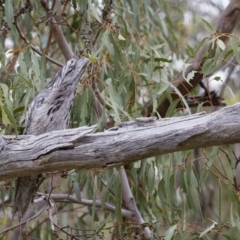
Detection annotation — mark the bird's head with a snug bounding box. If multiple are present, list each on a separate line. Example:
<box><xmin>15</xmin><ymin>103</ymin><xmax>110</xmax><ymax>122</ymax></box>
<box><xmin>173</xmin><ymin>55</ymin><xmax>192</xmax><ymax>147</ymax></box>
<box><xmin>63</xmin><ymin>56</ymin><xmax>89</xmax><ymax>81</ymax></box>
<box><xmin>50</xmin><ymin>56</ymin><xmax>89</xmax><ymax>88</ymax></box>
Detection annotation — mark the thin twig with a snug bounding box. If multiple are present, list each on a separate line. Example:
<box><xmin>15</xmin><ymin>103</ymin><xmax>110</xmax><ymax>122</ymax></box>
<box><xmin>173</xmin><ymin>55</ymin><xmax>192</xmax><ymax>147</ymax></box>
<box><xmin>219</xmin><ymin>148</ymin><xmax>233</xmax><ymax>167</ymax></box>
<box><xmin>54</xmin><ymin>224</ymin><xmax>81</xmax><ymax>240</ymax></box>
<box><xmin>30</xmin><ymin>45</ymin><xmax>63</xmax><ymax>66</ymax></box>
<box><xmin>12</xmin><ymin>9</ymin><xmax>63</xmax><ymax>67</ymax></box>
<box><xmin>99</xmin><ymin>176</ymin><xmax>115</xmax><ymax>197</ymax></box>
<box><xmin>0</xmin><ymin>204</ymin><xmax>47</xmax><ymax>235</ymax></box>
<box><xmin>40</xmin><ymin>0</ymin><xmax>74</xmax><ymax>60</ymax></box>
<box><xmin>38</xmin><ymin>192</ymin><xmax>135</xmax><ymax>220</ymax></box>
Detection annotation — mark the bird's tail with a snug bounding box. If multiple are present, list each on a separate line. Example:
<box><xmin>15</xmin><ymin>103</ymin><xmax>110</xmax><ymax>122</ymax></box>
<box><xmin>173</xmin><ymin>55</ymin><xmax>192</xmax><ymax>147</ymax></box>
<box><xmin>13</xmin><ymin>175</ymin><xmax>40</xmax><ymax>217</ymax></box>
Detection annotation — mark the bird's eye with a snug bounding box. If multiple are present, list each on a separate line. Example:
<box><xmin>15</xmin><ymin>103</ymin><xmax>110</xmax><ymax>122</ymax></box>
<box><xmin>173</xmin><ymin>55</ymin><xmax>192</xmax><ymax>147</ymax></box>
<box><xmin>67</xmin><ymin>59</ymin><xmax>76</xmax><ymax>74</ymax></box>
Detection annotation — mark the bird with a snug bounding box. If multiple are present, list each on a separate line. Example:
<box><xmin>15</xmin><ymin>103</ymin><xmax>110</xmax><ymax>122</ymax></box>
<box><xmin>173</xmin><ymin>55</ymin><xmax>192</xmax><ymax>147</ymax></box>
<box><xmin>13</xmin><ymin>56</ymin><xmax>89</xmax><ymax>217</ymax></box>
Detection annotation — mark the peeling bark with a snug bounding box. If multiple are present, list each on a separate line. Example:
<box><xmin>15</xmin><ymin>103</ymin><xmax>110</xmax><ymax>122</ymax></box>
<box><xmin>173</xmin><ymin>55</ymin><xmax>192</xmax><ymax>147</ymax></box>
<box><xmin>1</xmin><ymin>103</ymin><xmax>240</xmax><ymax>181</ymax></box>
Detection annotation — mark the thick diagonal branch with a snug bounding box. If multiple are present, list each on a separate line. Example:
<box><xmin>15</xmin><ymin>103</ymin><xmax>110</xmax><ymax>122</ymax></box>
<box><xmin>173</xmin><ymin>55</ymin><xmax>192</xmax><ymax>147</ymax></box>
<box><xmin>144</xmin><ymin>0</ymin><xmax>240</xmax><ymax>117</ymax></box>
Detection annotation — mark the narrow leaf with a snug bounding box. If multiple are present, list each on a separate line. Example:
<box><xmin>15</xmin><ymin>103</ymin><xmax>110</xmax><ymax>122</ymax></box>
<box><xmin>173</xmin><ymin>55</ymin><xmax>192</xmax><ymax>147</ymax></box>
<box><xmin>200</xmin><ymin>19</ymin><xmax>216</xmax><ymax>33</ymax></box>
<box><xmin>217</xmin><ymin>39</ymin><xmax>225</xmax><ymax>50</ymax></box>
<box><xmin>118</xmin><ymin>34</ymin><xmax>126</xmax><ymax>41</ymax></box>
<box><xmin>230</xmin><ymin>38</ymin><xmax>240</xmax><ymax>64</ymax></box>
<box><xmin>165</xmin><ymin>224</ymin><xmax>177</xmax><ymax>240</ymax></box>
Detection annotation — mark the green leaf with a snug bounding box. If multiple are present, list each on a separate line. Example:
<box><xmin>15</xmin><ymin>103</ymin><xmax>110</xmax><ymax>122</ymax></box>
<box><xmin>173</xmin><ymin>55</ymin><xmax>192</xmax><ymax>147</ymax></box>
<box><xmin>217</xmin><ymin>39</ymin><xmax>225</xmax><ymax>50</ymax></box>
<box><xmin>184</xmin><ymin>166</ymin><xmax>199</xmax><ymax>215</ymax></box>
<box><xmin>230</xmin><ymin>203</ymin><xmax>235</xmax><ymax>227</ymax></box>
<box><xmin>154</xmin><ymin>82</ymin><xmax>170</xmax><ymax>96</ymax></box>
<box><xmin>109</xmin><ymin>33</ymin><xmax>122</xmax><ymax>62</ymax></box>
<box><xmin>158</xmin><ymin>179</ymin><xmax>167</xmax><ymax>204</ymax></box>
<box><xmin>13</xmin><ymin>106</ymin><xmax>25</xmax><ymax>114</ymax></box>
<box><xmin>152</xmin><ymin>44</ymin><xmax>165</xmax><ymax>50</ymax></box>
<box><xmin>101</xmin><ymin>173</ymin><xmax>114</xmax><ymax>209</ymax></box>
<box><xmin>91</xmin><ymin>174</ymin><xmax>97</xmax><ymax>221</ymax></box>
<box><xmin>208</xmin><ymin>146</ymin><xmax>219</xmax><ymax>167</ymax></box>
<box><xmin>95</xmin><ymin>219</ymin><xmax>111</xmax><ymax>233</ymax></box>
<box><xmin>194</xmin><ymin>37</ymin><xmax>209</xmax><ymax>54</ymax></box>
<box><xmin>86</xmin><ymin>53</ymin><xmax>98</xmax><ymax>63</ymax></box>
<box><xmin>114</xmin><ymin>169</ymin><xmax>122</xmax><ymax>222</ymax></box>
<box><xmin>5</xmin><ymin>0</ymin><xmax>16</xmax><ymax>38</ymax></box>
<box><xmin>218</xmin><ymin>180</ymin><xmax>222</xmax><ymax>228</ymax></box>
<box><xmin>14</xmin><ymin>74</ymin><xmax>34</xmax><ymax>88</ymax></box>
<box><xmin>147</xmin><ymin>166</ymin><xmax>155</xmax><ymax>193</ymax></box>
<box><xmin>230</xmin><ymin>38</ymin><xmax>240</xmax><ymax>64</ymax></box>
<box><xmin>213</xmin><ymin>76</ymin><xmax>221</xmax><ymax>81</ymax></box>
<box><xmin>0</xmin><ymin>102</ymin><xmax>11</xmax><ymax>125</ymax></box>
<box><xmin>154</xmin><ymin>57</ymin><xmax>171</xmax><ymax>63</ymax></box>
<box><xmin>2</xmin><ymin>105</ymin><xmax>17</xmax><ymax>134</ymax></box>
<box><xmin>200</xmin><ymin>18</ymin><xmax>216</xmax><ymax>33</ymax></box>
<box><xmin>72</xmin><ymin>0</ymin><xmax>77</xmax><ymax>9</ymax></box>
<box><xmin>165</xmin><ymin>170</ymin><xmax>175</xmax><ymax>218</ymax></box>
<box><xmin>77</xmin><ymin>0</ymin><xmax>88</xmax><ymax>13</ymax></box>
<box><xmin>31</xmin><ymin>50</ymin><xmax>41</xmax><ymax>78</ymax></box>
<box><xmin>201</xmin><ymin>58</ymin><xmax>214</xmax><ymax>76</ymax></box>
<box><xmin>0</xmin><ymin>83</ymin><xmax>8</xmax><ymax>97</ymax></box>
<box><xmin>73</xmin><ymin>181</ymin><xmax>81</xmax><ymax>201</ymax></box>
<box><xmin>153</xmin><ymin>66</ymin><xmax>163</xmax><ymax>71</ymax></box>
<box><xmin>213</xmin><ymin>44</ymin><xmax>221</xmax><ymax>65</ymax></box>
<box><xmin>145</xmin><ymin>57</ymin><xmax>172</xmax><ymax>63</ymax></box>
<box><xmin>88</xmin><ymin>1</ymin><xmax>101</xmax><ymax>22</ymax></box>
<box><xmin>118</xmin><ymin>33</ymin><xmax>126</xmax><ymax>41</ymax></box>
<box><xmin>170</xmin><ymin>83</ymin><xmax>191</xmax><ymax>114</ymax></box>
<box><xmin>165</xmin><ymin>98</ymin><xmax>180</xmax><ymax>117</ymax></box>
<box><xmin>165</xmin><ymin>224</ymin><xmax>177</xmax><ymax>240</ymax></box>
<box><xmin>19</xmin><ymin>53</ymin><xmax>28</xmax><ymax>77</ymax></box>
<box><xmin>223</xmin><ymin>49</ymin><xmax>234</xmax><ymax>60</ymax></box>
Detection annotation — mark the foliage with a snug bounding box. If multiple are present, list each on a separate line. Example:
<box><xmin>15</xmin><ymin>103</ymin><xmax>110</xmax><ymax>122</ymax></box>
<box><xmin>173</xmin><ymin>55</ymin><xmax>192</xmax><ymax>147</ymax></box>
<box><xmin>0</xmin><ymin>0</ymin><xmax>240</xmax><ymax>239</ymax></box>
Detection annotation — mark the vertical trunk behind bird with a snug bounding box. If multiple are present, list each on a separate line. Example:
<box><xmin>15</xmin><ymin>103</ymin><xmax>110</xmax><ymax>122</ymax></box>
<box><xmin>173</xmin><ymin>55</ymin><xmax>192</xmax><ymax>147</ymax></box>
<box><xmin>13</xmin><ymin>57</ymin><xmax>89</xmax><ymax>217</ymax></box>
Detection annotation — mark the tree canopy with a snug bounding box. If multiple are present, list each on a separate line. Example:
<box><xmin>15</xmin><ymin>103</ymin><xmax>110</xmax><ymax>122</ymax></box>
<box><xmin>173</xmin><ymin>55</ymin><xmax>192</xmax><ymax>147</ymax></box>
<box><xmin>1</xmin><ymin>0</ymin><xmax>240</xmax><ymax>239</ymax></box>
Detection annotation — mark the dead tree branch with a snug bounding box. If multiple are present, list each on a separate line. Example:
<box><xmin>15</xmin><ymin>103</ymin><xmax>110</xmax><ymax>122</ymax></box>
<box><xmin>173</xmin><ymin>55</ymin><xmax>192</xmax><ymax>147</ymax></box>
<box><xmin>1</xmin><ymin>103</ymin><xmax>240</xmax><ymax>181</ymax></box>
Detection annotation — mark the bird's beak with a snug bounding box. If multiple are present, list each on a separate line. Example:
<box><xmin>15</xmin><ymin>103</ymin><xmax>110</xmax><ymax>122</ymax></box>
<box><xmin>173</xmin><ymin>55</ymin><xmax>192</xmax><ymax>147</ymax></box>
<box><xmin>77</xmin><ymin>57</ymin><xmax>89</xmax><ymax>72</ymax></box>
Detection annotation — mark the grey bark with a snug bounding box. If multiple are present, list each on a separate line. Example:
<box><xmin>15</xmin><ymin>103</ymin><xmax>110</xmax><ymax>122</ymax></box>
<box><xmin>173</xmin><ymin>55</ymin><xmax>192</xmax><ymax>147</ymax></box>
<box><xmin>120</xmin><ymin>166</ymin><xmax>151</xmax><ymax>238</ymax></box>
<box><xmin>1</xmin><ymin>103</ymin><xmax>240</xmax><ymax>181</ymax></box>
<box><xmin>12</xmin><ymin>57</ymin><xmax>89</xmax><ymax>216</ymax></box>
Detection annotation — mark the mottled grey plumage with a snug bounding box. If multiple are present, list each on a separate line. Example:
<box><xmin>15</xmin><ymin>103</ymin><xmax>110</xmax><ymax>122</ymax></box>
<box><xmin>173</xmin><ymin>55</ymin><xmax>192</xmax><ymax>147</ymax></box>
<box><xmin>13</xmin><ymin>56</ymin><xmax>89</xmax><ymax>216</ymax></box>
